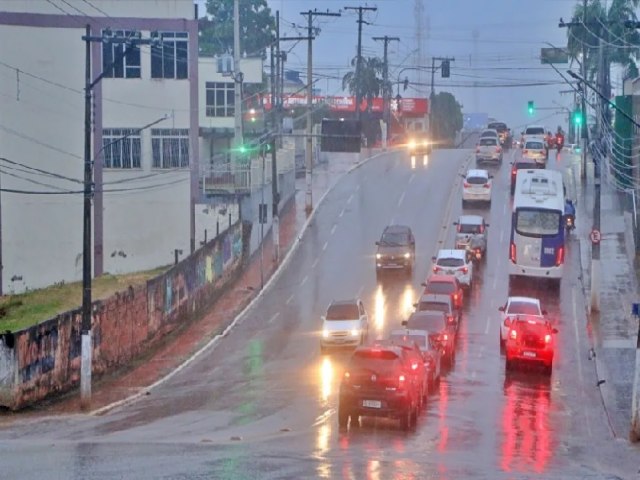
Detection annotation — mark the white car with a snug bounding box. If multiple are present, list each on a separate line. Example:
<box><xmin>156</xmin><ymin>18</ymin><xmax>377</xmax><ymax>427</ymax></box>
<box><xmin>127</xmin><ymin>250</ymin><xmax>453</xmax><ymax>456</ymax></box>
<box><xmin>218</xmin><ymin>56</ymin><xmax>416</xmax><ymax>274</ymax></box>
<box><xmin>432</xmin><ymin>249</ymin><xmax>473</xmax><ymax>288</ymax></box>
<box><xmin>498</xmin><ymin>296</ymin><xmax>547</xmax><ymax>347</ymax></box>
<box><xmin>522</xmin><ymin>138</ymin><xmax>547</xmax><ymax>166</ymax></box>
<box><xmin>321</xmin><ymin>299</ymin><xmax>369</xmax><ymax>353</ymax></box>
<box><xmin>475</xmin><ymin>137</ymin><xmax>503</xmax><ymax>165</ymax></box>
<box><xmin>462</xmin><ymin>169</ymin><xmax>492</xmax><ymax>207</ymax></box>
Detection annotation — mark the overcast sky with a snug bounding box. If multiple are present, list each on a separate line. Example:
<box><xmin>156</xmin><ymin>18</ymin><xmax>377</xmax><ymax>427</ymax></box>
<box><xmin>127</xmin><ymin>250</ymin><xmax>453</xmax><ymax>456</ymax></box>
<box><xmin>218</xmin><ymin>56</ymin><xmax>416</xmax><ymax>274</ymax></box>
<box><xmin>199</xmin><ymin>0</ymin><xmax>587</xmax><ymax>132</ymax></box>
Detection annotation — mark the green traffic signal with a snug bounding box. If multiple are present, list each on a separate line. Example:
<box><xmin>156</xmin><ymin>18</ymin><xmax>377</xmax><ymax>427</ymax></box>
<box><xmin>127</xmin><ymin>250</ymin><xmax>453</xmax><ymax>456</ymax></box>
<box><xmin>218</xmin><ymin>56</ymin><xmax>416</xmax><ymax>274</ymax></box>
<box><xmin>527</xmin><ymin>100</ymin><xmax>534</xmax><ymax>116</ymax></box>
<box><xmin>573</xmin><ymin>110</ymin><xmax>583</xmax><ymax>125</ymax></box>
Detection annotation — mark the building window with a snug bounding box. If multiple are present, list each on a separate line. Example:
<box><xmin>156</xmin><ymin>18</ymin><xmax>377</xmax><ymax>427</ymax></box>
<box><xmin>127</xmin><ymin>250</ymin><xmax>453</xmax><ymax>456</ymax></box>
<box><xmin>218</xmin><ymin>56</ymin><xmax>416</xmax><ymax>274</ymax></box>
<box><xmin>102</xmin><ymin>128</ymin><xmax>142</xmax><ymax>168</ymax></box>
<box><xmin>151</xmin><ymin>32</ymin><xmax>188</xmax><ymax>79</ymax></box>
<box><xmin>102</xmin><ymin>30</ymin><xmax>141</xmax><ymax>79</ymax></box>
<box><xmin>151</xmin><ymin>129</ymin><xmax>190</xmax><ymax>168</ymax></box>
<box><xmin>205</xmin><ymin>82</ymin><xmax>235</xmax><ymax>117</ymax></box>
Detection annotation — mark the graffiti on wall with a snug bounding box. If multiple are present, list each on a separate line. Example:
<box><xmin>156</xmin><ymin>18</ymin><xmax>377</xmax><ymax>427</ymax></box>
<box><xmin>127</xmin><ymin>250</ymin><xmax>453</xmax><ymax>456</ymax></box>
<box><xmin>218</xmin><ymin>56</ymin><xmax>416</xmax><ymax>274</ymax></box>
<box><xmin>17</xmin><ymin>325</ymin><xmax>58</xmax><ymax>382</ymax></box>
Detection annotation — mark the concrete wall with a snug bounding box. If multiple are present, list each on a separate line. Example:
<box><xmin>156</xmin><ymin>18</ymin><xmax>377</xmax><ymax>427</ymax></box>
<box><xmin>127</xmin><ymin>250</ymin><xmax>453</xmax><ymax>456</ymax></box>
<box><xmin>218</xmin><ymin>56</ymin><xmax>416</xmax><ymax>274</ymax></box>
<box><xmin>0</xmin><ymin>219</ymin><xmax>250</xmax><ymax>410</ymax></box>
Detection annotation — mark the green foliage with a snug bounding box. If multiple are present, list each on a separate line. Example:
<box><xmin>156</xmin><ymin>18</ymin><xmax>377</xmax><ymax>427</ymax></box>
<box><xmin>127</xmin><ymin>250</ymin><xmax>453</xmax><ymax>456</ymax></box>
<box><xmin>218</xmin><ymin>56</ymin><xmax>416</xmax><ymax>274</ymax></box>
<box><xmin>566</xmin><ymin>0</ymin><xmax>640</xmax><ymax>81</ymax></box>
<box><xmin>199</xmin><ymin>0</ymin><xmax>276</xmax><ymax>58</ymax></box>
<box><xmin>342</xmin><ymin>56</ymin><xmax>387</xmax><ymax>112</ymax></box>
<box><xmin>430</xmin><ymin>91</ymin><xmax>463</xmax><ymax>143</ymax></box>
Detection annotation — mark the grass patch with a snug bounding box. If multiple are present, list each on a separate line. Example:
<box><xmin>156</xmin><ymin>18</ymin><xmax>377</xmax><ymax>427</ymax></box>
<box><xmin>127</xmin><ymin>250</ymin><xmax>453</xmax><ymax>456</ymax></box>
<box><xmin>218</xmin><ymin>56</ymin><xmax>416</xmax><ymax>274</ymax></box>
<box><xmin>0</xmin><ymin>266</ymin><xmax>169</xmax><ymax>333</ymax></box>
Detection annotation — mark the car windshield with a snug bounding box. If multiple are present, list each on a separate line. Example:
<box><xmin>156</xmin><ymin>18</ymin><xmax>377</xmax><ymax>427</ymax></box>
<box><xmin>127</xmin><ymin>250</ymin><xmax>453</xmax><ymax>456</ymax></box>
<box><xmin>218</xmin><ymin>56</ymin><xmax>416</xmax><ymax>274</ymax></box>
<box><xmin>417</xmin><ymin>301</ymin><xmax>449</xmax><ymax>313</ymax></box>
<box><xmin>508</xmin><ymin>301</ymin><xmax>541</xmax><ymax>316</ymax></box>
<box><xmin>389</xmin><ymin>334</ymin><xmax>427</xmax><ymax>349</ymax></box>
<box><xmin>380</xmin><ymin>231</ymin><xmax>409</xmax><ymax>246</ymax></box>
<box><xmin>488</xmin><ymin>123</ymin><xmax>507</xmax><ymax>132</ymax></box>
<box><xmin>459</xmin><ymin>223</ymin><xmax>481</xmax><ymax>234</ymax></box>
<box><xmin>466</xmin><ymin>176</ymin><xmax>487</xmax><ymax>185</ymax></box>
<box><xmin>513</xmin><ymin>319</ymin><xmax>547</xmax><ymax>337</ymax></box>
<box><xmin>515</xmin><ymin>162</ymin><xmax>537</xmax><ymax>170</ymax></box>
<box><xmin>326</xmin><ymin>303</ymin><xmax>359</xmax><ymax>320</ymax></box>
<box><xmin>350</xmin><ymin>350</ymin><xmax>399</xmax><ymax>371</ymax></box>
<box><xmin>515</xmin><ymin>208</ymin><xmax>562</xmax><ymax>237</ymax></box>
<box><xmin>479</xmin><ymin>138</ymin><xmax>497</xmax><ymax>146</ymax></box>
<box><xmin>425</xmin><ymin>282</ymin><xmax>454</xmax><ymax>294</ymax></box>
<box><xmin>437</xmin><ymin>257</ymin><xmax>464</xmax><ymax>267</ymax></box>
<box><xmin>526</xmin><ymin>142</ymin><xmax>544</xmax><ymax>150</ymax></box>
<box><xmin>406</xmin><ymin>315</ymin><xmax>445</xmax><ymax>331</ymax></box>
<box><xmin>526</xmin><ymin>127</ymin><xmax>545</xmax><ymax>135</ymax></box>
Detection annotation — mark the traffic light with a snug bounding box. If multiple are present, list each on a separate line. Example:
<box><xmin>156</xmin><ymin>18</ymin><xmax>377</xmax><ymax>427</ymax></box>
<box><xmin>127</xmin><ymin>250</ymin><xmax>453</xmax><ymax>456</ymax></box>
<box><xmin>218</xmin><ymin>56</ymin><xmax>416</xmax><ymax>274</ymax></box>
<box><xmin>573</xmin><ymin>109</ymin><xmax>583</xmax><ymax>126</ymax></box>
<box><xmin>249</xmin><ymin>108</ymin><xmax>257</xmax><ymax>123</ymax></box>
<box><xmin>441</xmin><ymin>60</ymin><xmax>450</xmax><ymax>78</ymax></box>
<box><xmin>527</xmin><ymin>100</ymin><xmax>534</xmax><ymax>116</ymax></box>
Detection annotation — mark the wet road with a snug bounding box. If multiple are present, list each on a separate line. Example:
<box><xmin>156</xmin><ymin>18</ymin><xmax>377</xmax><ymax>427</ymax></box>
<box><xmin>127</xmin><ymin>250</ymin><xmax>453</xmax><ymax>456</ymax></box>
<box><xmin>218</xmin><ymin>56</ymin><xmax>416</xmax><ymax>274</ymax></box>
<box><xmin>1</xmin><ymin>148</ymin><xmax>638</xmax><ymax>479</ymax></box>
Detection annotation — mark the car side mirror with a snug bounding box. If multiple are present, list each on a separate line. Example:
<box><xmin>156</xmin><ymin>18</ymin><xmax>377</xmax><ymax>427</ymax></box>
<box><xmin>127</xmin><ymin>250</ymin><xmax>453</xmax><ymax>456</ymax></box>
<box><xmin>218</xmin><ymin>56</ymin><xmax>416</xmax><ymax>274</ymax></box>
<box><xmin>375</xmin><ymin>241</ymin><xmax>380</xmax><ymax>246</ymax></box>
<box><xmin>489</xmin><ymin>175</ymin><xmax>494</xmax><ymax>179</ymax></box>
<box><xmin>498</xmin><ymin>306</ymin><xmax>505</xmax><ymax>312</ymax></box>
<box><xmin>420</xmin><ymin>282</ymin><xmax>427</xmax><ymax>287</ymax></box>
<box><xmin>453</xmin><ymin>221</ymin><xmax>459</xmax><ymax>226</ymax></box>
<box><xmin>504</xmin><ymin>318</ymin><xmax>511</xmax><ymax>327</ymax></box>
<box><xmin>552</xmin><ymin>328</ymin><xmax>559</xmax><ymax>334</ymax></box>
<box><xmin>542</xmin><ymin>309</ymin><xmax>548</xmax><ymax>315</ymax></box>
<box><xmin>431</xmin><ymin>256</ymin><xmax>436</xmax><ymax>261</ymax></box>
<box><xmin>401</xmin><ymin>320</ymin><xmax>408</xmax><ymax>326</ymax></box>
<box><xmin>485</xmin><ymin>223</ymin><xmax>490</xmax><ymax>227</ymax></box>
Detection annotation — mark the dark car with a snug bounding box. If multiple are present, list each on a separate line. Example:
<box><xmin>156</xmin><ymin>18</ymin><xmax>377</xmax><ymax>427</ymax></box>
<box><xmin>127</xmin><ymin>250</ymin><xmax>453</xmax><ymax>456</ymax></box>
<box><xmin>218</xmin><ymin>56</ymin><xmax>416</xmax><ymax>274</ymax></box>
<box><xmin>338</xmin><ymin>345</ymin><xmax>421</xmax><ymax>430</ymax></box>
<box><xmin>402</xmin><ymin>311</ymin><xmax>455</xmax><ymax>365</ymax></box>
<box><xmin>510</xmin><ymin>158</ymin><xmax>541</xmax><ymax>194</ymax></box>
<box><xmin>375</xmin><ymin>225</ymin><xmax>416</xmax><ymax>276</ymax></box>
<box><xmin>389</xmin><ymin>328</ymin><xmax>442</xmax><ymax>393</ymax></box>
<box><xmin>504</xmin><ymin>315</ymin><xmax>558</xmax><ymax>375</ymax></box>
<box><xmin>414</xmin><ymin>293</ymin><xmax>460</xmax><ymax>327</ymax></box>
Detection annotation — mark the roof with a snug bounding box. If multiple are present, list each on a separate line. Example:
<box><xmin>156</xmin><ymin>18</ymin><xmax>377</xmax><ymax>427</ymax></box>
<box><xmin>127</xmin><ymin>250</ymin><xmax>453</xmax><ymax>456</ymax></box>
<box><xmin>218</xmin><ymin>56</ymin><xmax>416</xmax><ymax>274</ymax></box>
<box><xmin>507</xmin><ymin>296</ymin><xmax>541</xmax><ymax>305</ymax></box>
<box><xmin>329</xmin><ymin>299</ymin><xmax>358</xmax><ymax>306</ymax></box>
<box><xmin>513</xmin><ymin>169</ymin><xmax>564</xmax><ymax>212</ymax></box>
<box><xmin>457</xmin><ymin>214</ymin><xmax>484</xmax><ymax>225</ymax></box>
<box><xmin>383</xmin><ymin>225</ymin><xmax>412</xmax><ymax>234</ymax></box>
<box><xmin>426</xmin><ymin>274</ymin><xmax>458</xmax><ymax>283</ymax></box>
<box><xmin>355</xmin><ymin>344</ymin><xmax>403</xmax><ymax>356</ymax></box>
<box><xmin>466</xmin><ymin>168</ymin><xmax>489</xmax><ymax>178</ymax></box>
<box><xmin>390</xmin><ymin>328</ymin><xmax>430</xmax><ymax>337</ymax></box>
<box><xmin>418</xmin><ymin>293</ymin><xmax>452</xmax><ymax>303</ymax></box>
<box><xmin>408</xmin><ymin>310</ymin><xmax>447</xmax><ymax>321</ymax></box>
<box><xmin>436</xmin><ymin>249</ymin><xmax>467</xmax><ymax>259</ymax></box>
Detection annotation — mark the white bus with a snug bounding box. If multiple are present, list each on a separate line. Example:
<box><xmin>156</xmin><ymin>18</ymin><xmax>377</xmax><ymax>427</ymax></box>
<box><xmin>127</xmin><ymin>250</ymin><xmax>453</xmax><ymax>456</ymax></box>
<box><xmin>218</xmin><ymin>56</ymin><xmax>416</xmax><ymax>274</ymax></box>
<box><xmin>509</xmin><ymin>169</ymin><xmax>565</xmax><ymax>285</ymax></box>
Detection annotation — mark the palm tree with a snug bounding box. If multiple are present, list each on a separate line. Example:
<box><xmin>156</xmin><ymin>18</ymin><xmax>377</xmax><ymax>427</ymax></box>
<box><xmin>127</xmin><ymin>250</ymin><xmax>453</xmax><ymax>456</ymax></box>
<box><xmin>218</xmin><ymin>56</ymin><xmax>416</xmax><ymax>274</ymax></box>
<box><xmin>566</xmin><ymin>0</ymin><xmax>640</xmax><ymax>80</ymax></box>
<box><xmin>342</xmin><ymin>56</ymin><xmax>386</xmax><ymax>113</ymax></box>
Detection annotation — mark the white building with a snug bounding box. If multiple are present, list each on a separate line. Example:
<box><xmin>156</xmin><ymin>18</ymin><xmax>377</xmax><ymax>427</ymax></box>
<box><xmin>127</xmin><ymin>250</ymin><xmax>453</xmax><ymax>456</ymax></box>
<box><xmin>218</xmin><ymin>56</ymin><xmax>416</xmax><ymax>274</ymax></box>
<box><xmin>0</xmin><ymin>0</ymin><xmax>199</xmax><ymax>294</ymax></box>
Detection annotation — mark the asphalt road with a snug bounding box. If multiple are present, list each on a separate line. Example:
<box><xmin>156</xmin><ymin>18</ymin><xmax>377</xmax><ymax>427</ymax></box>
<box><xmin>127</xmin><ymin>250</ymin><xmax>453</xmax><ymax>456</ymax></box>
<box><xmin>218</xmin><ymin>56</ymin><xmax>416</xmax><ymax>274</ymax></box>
<box><xmin>1</xmin><ymin>147</ymin><xmax>638</xmax><ymax>479</ymax></box>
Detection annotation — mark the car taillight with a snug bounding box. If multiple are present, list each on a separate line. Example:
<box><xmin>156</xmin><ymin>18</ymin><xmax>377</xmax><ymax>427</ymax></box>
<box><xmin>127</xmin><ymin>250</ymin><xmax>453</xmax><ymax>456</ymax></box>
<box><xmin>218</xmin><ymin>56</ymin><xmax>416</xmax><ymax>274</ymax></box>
<box><xmin>555</xmin><ymin>246</ymin><xmax>564</xmax><ymax>266</ymax></box>
<box><xmin>453</xmin><ymin>293</ymin><xmax>458</xmax><ymax>301</ymax></box>
<box><xmin>442</xmin><ymin>333</ymin><xmax>448</xmax><ymax>341</ymax></box>
<box><xmin>545</xmin><ymin>334</ymin><xmax>552</xmax><ymax>344</ymax></box>
<box><xmin>344</xmin><ymin>371</ymin><xmax>350</xmax><ymax>382</ymax></box>
<box><xmin>510</xmin><ymin>242</ymin><xmax>516</xmax><ymax>263</ymax></box>
<box><xmin>479</xmin><ymin>225</ymin><xmax>484</xmax><ymax>233</ymax></box>
<box><xmin>433</xmin><ymin>266</ymin><xmax>440</xmax><ymax>273</ymax></box>
<box><xmin>411</xmin><ymin>363</ymin><xmax>419</xmax><ymax>371</ymax></box>
<box><xmin>496</xmin><ymin>146</ymin><xmax>502</xmax><ymax>152</ymax></box>
<box><xmin>461</xmin><ymin>266</ymin><xmax>468</xmax><ymax>274</ymax></box>
<box><xmin>511</xmin><ymin>168</ymin><xmax>517</xmax><ymax>176</ymax></box>
<box><xmin>523</xmin><ymin>149</ymin><xmax>528</xmax><ymax>155</ymax></box>
<box><xmin>476</xmin><ymin>146</ymin><xmax>480</xmax><ymax>153</ymax></box>
<box><xmin>398</xmin><ymin>374</ymin><xmax>406</xmax><ymax>389</ymax></box>
<box><xmin>456</xmin><ymin>224</ymin><xmax>461</xmax><ymax>232</ymax></box>
<box><xmin>483</xmin><ymin>183</ymin><xmax>490</xmax><ymax>189</ymax></box>
<box><xmin>510</xmin><ymin>329</ymin><xmax>517</xmax><ymax>340</ymax></box>
<box><xmin>463</xmin><ymin>182</ymin><xmax>470</xmax><ymax>188</ymax></box>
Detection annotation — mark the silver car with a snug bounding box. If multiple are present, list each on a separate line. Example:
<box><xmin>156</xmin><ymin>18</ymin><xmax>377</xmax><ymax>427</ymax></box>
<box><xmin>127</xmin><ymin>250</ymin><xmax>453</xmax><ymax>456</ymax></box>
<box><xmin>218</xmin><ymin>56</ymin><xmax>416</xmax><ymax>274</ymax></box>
<box><xmin>453</xmin><ymin>215</ymin><xmax>488</xmax><ymax>251</ymax></box>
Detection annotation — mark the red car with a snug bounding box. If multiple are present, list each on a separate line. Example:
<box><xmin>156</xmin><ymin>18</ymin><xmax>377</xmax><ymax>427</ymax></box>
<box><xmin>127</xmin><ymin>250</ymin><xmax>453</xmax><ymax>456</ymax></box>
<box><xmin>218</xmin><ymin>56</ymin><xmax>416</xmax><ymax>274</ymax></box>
<box><xmin>504</xmin><ymin>315</ymin><xmax>558</xmax><ymax>375</ymax></box>
<box><xmin>421</xmin><ymin>274</ymin><xmax>464</xmax><ymax>310</ymax></box>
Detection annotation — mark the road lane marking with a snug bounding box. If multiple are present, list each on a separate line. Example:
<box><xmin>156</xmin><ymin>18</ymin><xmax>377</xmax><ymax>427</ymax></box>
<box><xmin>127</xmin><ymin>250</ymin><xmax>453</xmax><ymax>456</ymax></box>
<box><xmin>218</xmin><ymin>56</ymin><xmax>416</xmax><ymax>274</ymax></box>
<box><xmin>268</xmin><ymin>312</ymin><xmax>280</xmax><ymax>324</ymax></box>
<box><xmin>286</xmin><ymin>294</ymin><xmax>294</xmax><ymax>305</ymax></box>
<box><xmin>322</xmin><ymin>241</ymin><xmax>328</xmax><ymax>251</ymax></box>
<box><xmin>397</xmin><ymin>191</ymin><xmax>406</xmax><ymax>207</ymax></box>
<box><xmin>312</xmin><ymin>258</ymin><xmax>319</xmax><ymax>269</ymax></box>
<box><xmin>330</xmin><ymin>224</ymin><xmax>337</xmax><ymax>235</ymax></box>
<box><xmin>301</xmin><ymin>275</ymin><xmax>308</xmax><ymax>285</ymax></box>
<box><xmin>339</xmin><ymin>209</ymin><xmax>345</xmax><ymax>218</ymax></box>
<box><xmin>485</xmin><ymin>316</ymin><xmax>491</xmax><ymax>335</ymax></box>
<box><xmin>409</xmin><ymin>173</ymin><xmax>415</xmax><ymax>184</ymax></box>
<box><xmin>347</xmin><ymin>194</ymin><xmax>354</xmax><ymax>204</ymax></box>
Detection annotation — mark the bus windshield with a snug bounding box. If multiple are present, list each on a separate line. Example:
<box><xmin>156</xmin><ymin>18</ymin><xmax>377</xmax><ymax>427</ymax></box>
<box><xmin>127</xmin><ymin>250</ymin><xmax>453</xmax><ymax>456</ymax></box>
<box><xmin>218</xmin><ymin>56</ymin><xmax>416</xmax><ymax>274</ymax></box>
<box><xmin>515</xmin><ymin>208</ymin><xmax>561</xmax><ymax>237</ymax></box>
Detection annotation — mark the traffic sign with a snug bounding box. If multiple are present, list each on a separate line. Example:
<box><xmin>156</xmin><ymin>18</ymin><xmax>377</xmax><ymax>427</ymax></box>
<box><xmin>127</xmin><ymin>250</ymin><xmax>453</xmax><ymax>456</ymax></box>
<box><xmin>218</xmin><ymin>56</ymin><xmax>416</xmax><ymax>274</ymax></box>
<box><xmin>590</xmin><ymin>229</ymin><xmax>601</xmax><ymax>244</ymax></box>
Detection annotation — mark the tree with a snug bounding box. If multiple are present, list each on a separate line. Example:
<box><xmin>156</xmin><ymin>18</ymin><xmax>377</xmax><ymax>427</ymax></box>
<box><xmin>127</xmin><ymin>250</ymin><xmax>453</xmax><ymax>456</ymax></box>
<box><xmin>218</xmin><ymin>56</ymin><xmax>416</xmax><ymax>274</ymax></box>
<box><xmin>342</xmin><ymin>56</ymin><xmax>386</xmax><ymax>112</ymax></box>
<box><xmin>430</xmin><ymin>92</ymin><xmax>463</xmax><ymax>144</ymax></box>
<box><xmin>199</xmin><ymin>0</ymin><xmax>276</xmax><ymax>58</ymax></box>
<box><xmin>566</xmin><ymin>0</ymin><xmax>640</xmax><ymax>80</ymax></box>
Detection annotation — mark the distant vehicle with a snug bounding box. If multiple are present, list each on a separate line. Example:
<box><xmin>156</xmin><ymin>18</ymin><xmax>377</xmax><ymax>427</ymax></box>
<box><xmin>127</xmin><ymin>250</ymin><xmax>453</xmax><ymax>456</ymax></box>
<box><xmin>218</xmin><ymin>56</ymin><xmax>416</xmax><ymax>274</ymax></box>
<box><xmin>421</xmin><ymin>274</ymin><xmax>464</xmax><ymax>310</ymax></box>
<box><xmin>403</xmin><ymin>311</ymin><xmax>455</xmax><ymax>365</ymax></box>
<box><xmin>338</xmin><ymin>345</ymin><xmax>421</xmax><ymax>430</ymax></box>
<box><xmin>406</xmin><ymin>133</ymin><xmax>432</xmax><ymax>157</ymax></box>
<box><xmin>389</xmin><ymin>328</ymin><xmax>442</xmax><ymax>392</ymax></box>
<box><xmin>413</xmin><ymin>293</ymin><xmax>460</xmax><ymax>327</ymax></box>
<box><xmin>522</xmin><ymin>139</ymin><xmax>547</xmax><ymax>167</ymax></box>
<box><xmin>432</xmin><ymin>249</ymin><xmax>473</xmax><ymax>288</ymax></box>
<box><xmin>375</xmin><ymin>225</ymin><xmax>416</xmax><ymax>277</ymax></box>
<box><xmin>480</xmin><ymin>128</ymin><xmax>499</xmax><ymax>141</ymax></box>
<box><xmin>510</xmin><ymin>157</ymin><xmax>540</xmax><ymax>194</ymax></box>
<box><xmin>454</xmin><ymin>214</ymin><xmax>488</xmax><ymax>253</ymax></box>
<box><xmin>475</xmin><ymin>137</ymin><xmax>503</xmax><ymax>165</ymax></box>
<box><xmin>320</xmin><ymin>299</ymin><xmax>369</xmax><ymax>353</ymax></box>
<box><xmin>462</xmin><ymin>169</ymin><xmax>493</xmax><ymax>207</ymax></box>
<box><xmin>523</xmin><ymin>125</ymin><xmax>546</xmax><ymax>139</ymax></box>
<box><xmin>498</xmin><ymin>296</ymin><xmax>547</xmax><ymax>348</ymax></box>
<box><xmin>504</xmin><ymin>315</ymin><xmax>558</xmax><ymax>375</ymax></box>
<box><xmin>487</xmin><ymin>121</ymin><xmax>511</xmax><ymax>147</ymax></box>
<box><xmin>509</xmin><ymin>170</ymin><xmax>565</xmax><ymax>286</ymax></box>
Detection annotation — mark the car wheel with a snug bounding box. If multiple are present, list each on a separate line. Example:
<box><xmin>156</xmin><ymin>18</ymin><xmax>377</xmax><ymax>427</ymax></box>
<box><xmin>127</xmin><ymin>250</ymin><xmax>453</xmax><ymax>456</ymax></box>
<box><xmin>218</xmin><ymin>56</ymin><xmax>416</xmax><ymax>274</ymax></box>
<box><xmin>338</xmin><ymin>405</ymin><xmax>350</xmax><ymax>428</ymax></box>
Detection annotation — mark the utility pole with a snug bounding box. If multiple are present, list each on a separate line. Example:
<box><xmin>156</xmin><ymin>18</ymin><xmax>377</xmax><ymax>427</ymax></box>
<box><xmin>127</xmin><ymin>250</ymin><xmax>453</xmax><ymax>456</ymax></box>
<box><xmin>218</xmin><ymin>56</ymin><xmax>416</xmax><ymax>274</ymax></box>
<box><xmin>345</xmin><ymin>6</ymin><xmax>377</xmax><ymax>121</ymax></box>
<box><xmin>271</xmin><ymin>14</ymin><xmax>280</xmax><ymax>264</ymax></box>
<box><xmin>429</xmin><ymin>56</ymin><xmax>455</xmax><ymax>141</ymax></box>
<box><xmin>373</xmin><ymin>35</ymin><xmax>399</xmax><ymax>147</ymax></box>
<box><xmin>233</xmin><ymin>0</ymin><xmax>244</xmax><ymax>165</ymax></box>
<box><xmin>301</xmin><ymin>9</ymin><xmax>341</xmax><ymax>214</ymax></box>
<box><xmin>581</xmin><ymin>0</ymin><xmax>588</xmax><ymax>183</ymax></box>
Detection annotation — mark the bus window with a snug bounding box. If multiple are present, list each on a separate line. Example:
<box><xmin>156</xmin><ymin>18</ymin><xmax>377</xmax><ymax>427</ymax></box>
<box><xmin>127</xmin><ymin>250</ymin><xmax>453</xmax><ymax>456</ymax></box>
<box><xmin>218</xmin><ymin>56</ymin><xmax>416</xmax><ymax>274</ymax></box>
<box><xmin>515</xmin><ymin>209</ymin><xmax>561</xmax><ymax>237</ymax></box>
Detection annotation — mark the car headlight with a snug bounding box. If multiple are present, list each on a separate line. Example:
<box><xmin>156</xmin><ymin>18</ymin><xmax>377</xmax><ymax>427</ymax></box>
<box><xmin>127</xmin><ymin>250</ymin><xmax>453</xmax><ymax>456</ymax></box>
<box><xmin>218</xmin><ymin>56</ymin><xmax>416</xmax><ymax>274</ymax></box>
<box><xmin>408</xmin><ymin>140</ymin><xmax>416</xmax><ymax>149</ymax></box>
<box><xmin>404</xmin><ymin>252</ymin><xmax>411</xmax><ymax>259</ymax></box>
<box><xmin>350</xmin><ymin>328</ymin><xmax>360</xmax><ymax>337</ymax></box>
<box><xmin>322</xmin><ymin>329</ymin><xmax>329</xmax><ymax>338</ymax></box>
<box><xmin>376</xmin><ymin>253</ymin><xmax>382</xmax><ymax>259</ymax></box>
<box><xmin>423</xmin><ymin>140</ymin><xmax>429</xmax><ymax>146</ymax></box>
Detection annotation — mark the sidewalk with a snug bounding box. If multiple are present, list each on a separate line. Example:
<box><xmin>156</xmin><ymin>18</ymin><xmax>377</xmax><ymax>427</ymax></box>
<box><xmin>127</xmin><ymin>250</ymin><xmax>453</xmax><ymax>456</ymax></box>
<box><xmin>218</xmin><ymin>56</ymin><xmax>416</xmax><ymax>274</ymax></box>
<box><xmin>38</xmin><ymin>150</ymin><xmax>377</xmax><ymax>415</ymax></box>
<box><xmin>573</xmin><ymin>154</ymin><xmax>639</xmax><ymax>440</ymax></box>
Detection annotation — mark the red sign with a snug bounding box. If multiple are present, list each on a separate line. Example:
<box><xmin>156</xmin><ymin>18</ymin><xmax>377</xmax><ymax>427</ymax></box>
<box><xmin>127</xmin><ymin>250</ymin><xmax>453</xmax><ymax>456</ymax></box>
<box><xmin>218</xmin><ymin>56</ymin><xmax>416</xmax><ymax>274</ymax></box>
<box><xmin>261</xmin><ymin>94</ymin><xmax>428</xmax><ymax>116</ymax></box>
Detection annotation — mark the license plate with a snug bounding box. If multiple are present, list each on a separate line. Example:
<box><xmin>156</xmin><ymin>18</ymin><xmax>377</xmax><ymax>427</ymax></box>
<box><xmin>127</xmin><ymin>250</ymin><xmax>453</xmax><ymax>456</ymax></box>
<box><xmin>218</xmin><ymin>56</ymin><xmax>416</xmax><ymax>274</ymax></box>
<box><xmin>523</xmin><ymin>351</ymin><xmax>537</xmax><ymax>358</ymax></box>
<box><xmin>446</xmin><ymin>269</ymin><xmax>455</xmax><ymax>274</ymax></box>
<box><xmin>362</xmin><ymin>399</ymin><xmax>382</xmax><ymax>409</ymax></box>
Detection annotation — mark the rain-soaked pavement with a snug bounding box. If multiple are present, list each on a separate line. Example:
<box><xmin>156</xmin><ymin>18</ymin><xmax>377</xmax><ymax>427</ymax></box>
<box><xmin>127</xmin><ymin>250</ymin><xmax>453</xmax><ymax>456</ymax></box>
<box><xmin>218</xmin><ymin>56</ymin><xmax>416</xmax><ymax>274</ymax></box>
<box><xmin>1</xmin><ymin>148</ymin><xmax>639</xmax><ymax>479</ymax></box>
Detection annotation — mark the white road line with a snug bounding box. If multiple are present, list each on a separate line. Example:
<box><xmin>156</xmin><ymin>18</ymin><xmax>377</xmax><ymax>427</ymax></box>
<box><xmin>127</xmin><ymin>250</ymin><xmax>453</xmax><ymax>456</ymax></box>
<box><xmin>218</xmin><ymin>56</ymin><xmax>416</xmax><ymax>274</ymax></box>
<box><xmin>285</xmin><ymin>294</ymin><xmax>294</xmax><ymax>305</ymax></box>
<box><xmin>330</xmin><ymin>224</ymin><xmax>337</xmax><ymax>235</ymax></box>
<box><xmin>312</xmin><ymin>258</ymin><xmax>319</xmax><ymax>269</ymax></box>
<box><xmin>301</xmin><ymin>275</ymin><xmax>308</xmax><ymax>285</ymax></box>
<box><xmin>268</xmin><ymin>312</ymin><xmax>281</xmax><ymax>324</ymax></box>
<box><xmin>347</xmin><ymin>194</ymin><xmax>354</xmax><ymax>204</ymax></box>
<box><xmin>322</xmin><ymin>241</ymin><xmax>328</xmax><ymax>251</ymax></box>
<box><xmin>484</xmin><ymin>316</ymin><xmax>491</xmax><ymax>335</ymax></box>
<box><xmin>500</xmin><ymin>230</ymin><xmax>504</xmax><ymax>243</ymax></box>
<box><xmin>339</xmin><ymin>209</ymin><xmax>345</xmax><ymax>218</ymax></box>
<box><xmin>397</xmin><ymin>191</ymin><xmax>406</xmax><ymax>207</ymax></box>
<box><xmin>409</xmin><ymin>173</ymin><xmax>415</xmax><ymax>184</ymax></box>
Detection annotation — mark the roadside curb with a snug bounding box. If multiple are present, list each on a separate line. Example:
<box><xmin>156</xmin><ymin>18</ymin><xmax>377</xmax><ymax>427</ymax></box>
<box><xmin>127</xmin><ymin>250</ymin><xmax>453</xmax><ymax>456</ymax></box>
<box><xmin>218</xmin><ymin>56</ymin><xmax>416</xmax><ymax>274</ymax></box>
<box><xmin>91</xmin><ymin>148</ymin><xmax>390</xmax><ymax>416</ymax></box>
